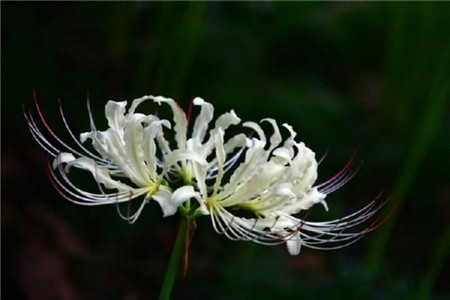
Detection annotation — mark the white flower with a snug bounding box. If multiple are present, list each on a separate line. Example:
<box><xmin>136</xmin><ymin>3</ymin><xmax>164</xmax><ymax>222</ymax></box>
<box><xmin>26</xmin><ymin>91</ymin><xmax>387</xmax><ymax>256</ymax></box>
<box><xmin>188</xmin><ymin>118</ymin><xmax>385</xmax><ymax>255</ymax></box>
<box><xmin>24</xmin><ymin>93</ymin><xmax>212</xmax><ymax>222</ymax></box>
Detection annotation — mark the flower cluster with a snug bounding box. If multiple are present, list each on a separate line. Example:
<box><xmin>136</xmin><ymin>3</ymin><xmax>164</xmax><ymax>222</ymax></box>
<box><xmin>25</xmin><ymin>92</ymin><xmax>387</xmax><ymax>255</ymax></box>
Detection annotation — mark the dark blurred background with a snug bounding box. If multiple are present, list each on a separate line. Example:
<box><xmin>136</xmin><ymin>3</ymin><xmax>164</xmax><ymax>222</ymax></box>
<box><xmin>2</xmin><ymin>2</ymin><xmax>449</xmax><ymax>300</ymax></box>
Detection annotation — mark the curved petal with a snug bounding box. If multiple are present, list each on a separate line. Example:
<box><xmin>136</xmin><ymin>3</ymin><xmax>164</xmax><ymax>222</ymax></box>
<box><xmin>218</xmin><ymin>138</ymin><xmax>267</xmax><ymax>203</ymax></box>
<box><xmin>170</xmin><ymin>185</ymin><xmax>202</xmax><ymax>216</ymax></box>
<box><xmin>221</xmin><ymin>160</ymin><xmax>286</xmax><ymax>207</ymax></box>
<box><xmin>243</xmin><ymin>121</ymin><xmax>266</xmax><ymax>143</ymax></box>
<box><xmin>105</xmin><ymin>101</ymin><xmax>127</xmax><ymax>134</ymax></box>
<box><xmin>261</xmin><ymin>118</ymin><xmax>282</xmax><ymax>150</ymax></box>
<box><xmin>123</xmin><ymin>113</ymin><xmax>152</xmax><ymax>184</ymax></box>
<box><xmin>283</xmin><ymin>188</ymin><xmax>327</xmax><ymax>214</ymax></box>
<box><xmin>286</xmin><ymin>232</ymin><xmax>302</xmax><ymax>255</ymax></box>
<box><xmin>127</xmin><ymin>95</ymin><xmax>154</xmax><ymax>115</ymax></box>
<box><xmin>52</xmin><ymin>152</ymin><xmax>76</xmax><ymax>169</ymax></box>
<box><xmin>152</xmin><ymin>96</ymin><xmax>188</xmax><ymax>149</ymax></box>
<box><xmin>163</xmin><ymin>148</ymin><xmax>207</xmax><ymax>175</ymax></box>
<box><xmin>143</xmin><ymin>119</ymin><xmax>171</xmax><ymax>178</ymax></box>
<box><xmin>213</xmin><ymin>128</ymin><xmax>226</xmax><ymax>195</ymax></box>
<box><xmin>192</xmin><ymin>97</ymin><xmax>214</xmax><ymax>143</ymax></box>
<box><xmin>152</xmin><ymin>187</ymin><xmax>174</xmax><ymax>217</ymax></box>
<box><xmin>202</xmin><ymin>110</ymin><xmax>241</xmax><ymax>157</ymax></box>
<box><xmin>57</xmin><ymin>155</ymin><xmax>132</xmax><ymax>191</ymax></box>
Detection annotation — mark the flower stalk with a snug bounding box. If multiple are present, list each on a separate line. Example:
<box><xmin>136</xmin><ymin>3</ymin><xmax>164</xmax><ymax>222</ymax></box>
<box><xmin>183</xmin><ymin>218</ymin><xmax>197</xmax><ymax>275</ymax></box>
<box><xmin>159</xmin><ymin>217</ymin><xmax>188</xmax><ymax>300</ymax></box>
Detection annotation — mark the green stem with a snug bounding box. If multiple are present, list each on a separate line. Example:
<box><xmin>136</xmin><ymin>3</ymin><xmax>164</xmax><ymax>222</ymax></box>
<box><xmin>159</xmin><ymin>217</ymin><xmax>188</xmax><ymax>300</ymax></box>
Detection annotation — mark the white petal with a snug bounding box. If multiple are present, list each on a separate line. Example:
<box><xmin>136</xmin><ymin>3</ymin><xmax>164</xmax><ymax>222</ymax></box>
<box><xmin>53</xmin><ymin>152</ymin><xmax>76</xmax><ymax>169</ymax></box>
<box><xmin>153</xmin><ymin>186</ymin><xmax>201</xmax><ymax>218</ymax></box>
<box><xmin>221</xmin><ymin>160</ymin><xmax>285</xmax><ymax>207</ymax></box>
<box><xmin>271</xmin><ymin>183</ymin><xmax>295</xmax><ymax>198</ymax></box>
<box><xmin>224</xmin><ymin>134</ymin><xmax>248</xmax><ymax>153</ymax></box>
<box><xmin>195</xmin><ymin>204</ymin><xmax>210</xmax><ymax>216</ymax></box>
<box><xmin>243</xmin><ymin>121</ymin><xmax>266</xmax><ymax>143</ymax></box>
<box><xmin>188</xmin><ymin>139</ymin><xmax>209</xmax><ymax>198</ymax></box>
<box><xmin>214</xmin><ymin>109</ymin><xmax>240</xmax><ymax>130</ymax></box>
<box><xmin>101</xmin><ymin>129</ymin><xmax>147</xmax><ymax>186</ymax></box>
<box><xmin>123</xmin><ymin>114</ymin><xmax>152</xmax><ymax>184</ymax></box>
<box><xmin>143</xmin><ymin>120</ymin><xmax>171</xmax><ymax>178</ymax></box>
<box><xmin>247</xmin><ymin>214</ymin><xmax>297</xmax><ymax>230</ymax></box>
<box><xmin>261</xmin><ymin>118</ymin><xmax>282</xmax><ymax>150</ymax></box>
<box><xmin>282</xmin><ymin>123</ymin><xmax>297</xmax><ymax>143</ymax></box>
<box><xmin>218</xmin><ymin>138</ymin><xmax>266</xmax><ymax>201</ymax></box>
<box><xmin>62</xmin><ymin>156</ymin><xmax>132</xmax><ymax>191</ymax></box>
<box><xmin>125</xmin><ymin>95</ymin><xmax>174</xmax><ymax>156</ymax></box>
<box><xmin>152</xmin><ymin>96</ymin><xmax>187</xmax><ymax>149</ymax></box>
<box><xmin>155</xmin><ymin>123</ymin><xmax>173</xmax><ymax>155</ymax></box>
<box><xmin>192</xmin><ymin>97</ymin><xmax>214</xmax><ymax>143</ymax></box>
<box><xmin>79</xmin><ymin>131</ymin><xmax>112</xmax><ymax>161</ymax></box>
<box><xmin>152</xmin><ymin>188</ymin><xmax>175</xmax><ymax>217</ymax></box>
<box><xmin>163</xmin><ymin>149</ymin><xmax>207</xmax><ymax>174</ymax></box>
<box><xmin>105</xmin><ymin>101</ymin><xmax>127</xmax><ymax>134</ymax></box>
<box><xmin>80</xmin><ymin>132</ymin><xmax>90</xmax><ymax>143</ymax></box>
<box><xmin>290</xmin><ymin>143</ymin><xmax>318</xmax><ymax>194</ymax></box>
<box><xmin>286</xmin><ymin>232</ymin><xmax>302</xmax><ymax>255</ymax></box>
<box><xmin>202</xmin><ymin>110</ymin><xmax>241</xmax><ymax>156</ymax></box>
<box><xmin>272</xmin><ymin>147</ymin><xmax>292</xmax><ymax>163</ymax></box>
<box><xmin>172</xmin><ymin>186</ymin><xmax>200</xmax><ymax>207</ymax></box>
<box><xmin>213</xmin><ymin>128</ymin><xmax>226</xmax><ymax>195</ymax></box>
<box><xmin>206</xmin><ymin>133</ymin><xmax>248</xmax><ymax>170</ymax></box>
<box><xmin>127</xmin><ymin>95</ymin><xmax>154</xmax><ymax>115</ymax></box>
<box><xmin>283</xmin><ymin>188</ymin><xmax>327</xmax><ymax>215</ymax></box>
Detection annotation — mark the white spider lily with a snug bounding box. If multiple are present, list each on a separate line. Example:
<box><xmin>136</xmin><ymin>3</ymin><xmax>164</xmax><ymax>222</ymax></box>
<box><xmin>189</xmin><ymin>119</ymin><xmax>387</xmax><ymax>255</ymax></box>
<box><xmin>24</xmin><ymin>92</ymin><xmax>206</xmax><ymax>222</ymax></box>
<box><xmin>25</xmin><ymin>91</ymin><xmax>389</xmax><ymax>256</ymax></box>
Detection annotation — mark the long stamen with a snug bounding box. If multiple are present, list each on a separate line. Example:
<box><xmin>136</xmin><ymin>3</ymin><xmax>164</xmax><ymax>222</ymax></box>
<box><xmin>32</xmin><ymin>91</ymin><xmax>89</xmax><ymax>158</ymax></box>
<box><xmin>86</xmin><ymin>93</ymin><xmax>98</xmax><ymax>132</ymax></box>
<box><xmin>318</xmin><ymin>149</ymin><xmax>329</xmax><ymax>165</ymax></box>
<box><xmin>58</xmin><ymin>98</ymin><xmax>110</xmax><ymax>164</ymax></box>
<box><xmin>25</xmin><ymin>112</ymin><xmax>59</xmax><ymax>157</ymax></box>
<box><xmin>319</xmin><ymin>161</ymin><xmax>363</xmax><ymax>194</ymax></box>
<box><xmin>316</xmin><ymin>145</ymin><xmax>359</xmax><ymax>189</ymax></box>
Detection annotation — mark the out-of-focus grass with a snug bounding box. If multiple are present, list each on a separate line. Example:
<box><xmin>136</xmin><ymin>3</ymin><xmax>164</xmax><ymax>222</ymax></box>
<box><xmin>365</xmin><ymin>3</ymin><xmax>450</xmax><ymax>293</ymax></box>
<box><xmin>131</xmin><ymin>2</ymin><xmax>207</xmax><ymax>99</ymax></box>
<box><xmin>416</xmin><ymin>224</ymin><xmax>450</xmax><ymax>300</ymax></box>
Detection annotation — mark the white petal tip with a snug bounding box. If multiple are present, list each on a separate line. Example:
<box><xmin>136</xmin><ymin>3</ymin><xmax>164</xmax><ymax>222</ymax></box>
<box><xmin>321</xmin><ymin>200</ymin><xmax>329</xmax><ymax>212</ymax></box>
<box><xmin>286</xmin><ymin>234</ymin><xmax>302</xmax><ymax>255</ymax></box>
<box><xmin>152</xmin><ymin>189</ymin><xmax>177</xmax><ymax>217</ymax></box>
<box><xmin>52</xmin><ymin>153</ymin><xmax>75</xmax><ymax>169</ymax></box>
<box><xmin>193</xmin><ymin>97</ymin><xmax>205</xmax><ymax>105</ymax></box>
<box><xmin>160</xmin><ymin>119</ymin><xmax>171</xmax><ymax>128</ymax></box>
<box><xmin>171</xmin><ymin>186</ymin><xmax>199</xmax><ymax>206</ymax></box>
<box><xmin>80</xmin><ymin>132</ymin><xmax>90</xmax><ymax>143</ymax></box>
<box><xmin>107</xmin><ymin>100</ymin><xmax>127</xmax><ymax>107</ymax></box>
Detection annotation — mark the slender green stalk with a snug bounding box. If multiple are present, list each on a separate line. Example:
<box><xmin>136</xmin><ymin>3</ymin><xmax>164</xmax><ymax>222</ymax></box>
<box><xmin>159</xmin><ymin>217</ymin><xmax>188</xmax><ymax>300</ymax></box>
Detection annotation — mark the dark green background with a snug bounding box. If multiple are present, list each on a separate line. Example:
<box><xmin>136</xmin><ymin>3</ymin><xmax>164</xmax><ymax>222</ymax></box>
<box><xmin>2</xmin><ymin>2</ymin><xmax>449</xmax><ymax>300</ymax></box>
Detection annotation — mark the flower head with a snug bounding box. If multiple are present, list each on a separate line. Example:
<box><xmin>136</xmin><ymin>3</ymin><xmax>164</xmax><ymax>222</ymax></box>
<box><xmin>25</xmin><ymin>92</ymin><xmax>201</xmax><ymax>222</ymax></box>
<box><xmin>25</xmin><ymin>91</ymin><xmax>389</xmax><ymax>255</ymax></box>
<box><xmin>24</xmin><ymin>92</ymin><xmax>245</xmax><ymax>221</ymax></box>
<box><xmin>186</xmin><ymin>117</ymin><xmax>388</xmax><ymax>255</ymax></box>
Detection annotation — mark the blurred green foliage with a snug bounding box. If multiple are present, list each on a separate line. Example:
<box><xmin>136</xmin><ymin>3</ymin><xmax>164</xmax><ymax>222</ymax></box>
<box><xmin>2</xmin><ymin>2</ymin><xmax>449</xmax><ymax>300</ymax></box>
